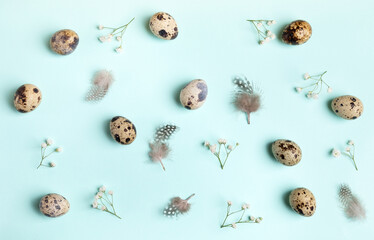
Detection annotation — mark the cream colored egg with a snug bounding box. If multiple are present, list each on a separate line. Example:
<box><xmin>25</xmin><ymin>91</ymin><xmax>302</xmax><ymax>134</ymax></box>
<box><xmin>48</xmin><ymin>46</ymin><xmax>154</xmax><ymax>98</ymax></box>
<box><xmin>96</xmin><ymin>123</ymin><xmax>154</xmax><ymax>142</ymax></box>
<box><xmin>149</xmin><ymin>12</ymin><xmax>178</xmax><ymax>40</ymax></box>
<box><xmin>110</xmin><ymin>116</ymin><xmax>137</xmax><ymax>145</ymax></box>
<box><xmin>13</xmin><ymin>84</ymin><xmax>42</xmax><ymax>113</ymax></box>
<box><xmin>272</xmin><ymin>139</ymin><xmax>302</xmax><ymax>166</ymax></box>
<box><xmin>50</xmin><ymin>29</ymin><xmax>79</xmax><ymax>55</ymax></box>
<box><xmin>289</xmin><ymin>188</ymin><xmax>316</xmax><ymax>217</ymax></box>
<box><xmin>39</xmin><ymin>193</ymin><xmax>70</xmax><ymax>217</ymax></box>
<box><xmin>331</xmin><ymin>95</ymin><xmax>363</xmax><ymax>120</ymax></box>
<box><xmin>180</xmin><ymin>79</ymin><xmax>208</xmax><ymax>110</ymax></box>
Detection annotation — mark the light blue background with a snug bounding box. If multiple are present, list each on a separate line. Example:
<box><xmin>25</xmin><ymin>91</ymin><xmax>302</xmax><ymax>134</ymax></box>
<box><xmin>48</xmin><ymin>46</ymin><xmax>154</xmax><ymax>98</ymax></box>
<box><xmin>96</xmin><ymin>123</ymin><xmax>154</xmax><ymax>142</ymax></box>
<box><xmin>0</xmin><ymin>0</ymin><xmax>373</xmax><ymax>239</ymax></box>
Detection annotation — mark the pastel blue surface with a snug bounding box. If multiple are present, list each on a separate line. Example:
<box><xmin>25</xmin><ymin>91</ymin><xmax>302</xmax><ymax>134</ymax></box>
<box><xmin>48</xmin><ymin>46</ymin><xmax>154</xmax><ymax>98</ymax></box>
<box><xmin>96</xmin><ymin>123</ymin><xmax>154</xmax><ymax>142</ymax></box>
<box><xmin>1</xmin><ymin>0</ymin><xmax>373</xmax><ymax>239</ymax></box>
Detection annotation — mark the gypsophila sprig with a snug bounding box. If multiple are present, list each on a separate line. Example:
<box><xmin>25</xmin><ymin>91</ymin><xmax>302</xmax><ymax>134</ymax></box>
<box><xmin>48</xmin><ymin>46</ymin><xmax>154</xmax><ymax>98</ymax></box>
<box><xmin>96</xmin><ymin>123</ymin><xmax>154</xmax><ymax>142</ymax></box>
<box><xmin>204</xmin><ymin>139</ymin><xmax>239</xmax><ymax>169</ymax></box>
<box><xmin>338</xmin><ymin>184</ymin><xmax>366</xmax><ymax>220</ymax></box>
<box><xmin>332</xmin><ymin>140</ymin><xmax>358</xmax><ymax>170</ymax></box>
<box><xmin>149</xmin><ymin>124</ymin><xmax>178</xmax><ymax>171</ymax></box>
<box><xmin>247</xmin><ymin>19</ymin><xmax>276</xmax><ymax>44</ymax></box>
<box><xmin>92</xmin><ymin>186</ymin><xmax>121</xmax><ymax>219</ymax></box>
<box><xmin>37</xmin><ymin>138</ymin><xmax>62</xmax><ymax>169</ymax></box>
<box><xmin>233</xmin><ymin>76</ymin><xmax>262</xmax><ymax>124</ymax></box>
<box><xmin>221</xmin><ymin>201</ymin><xmax>262</xmax><ymax>228</ymax></box>
<box><xmin>163</xmin><ymin>194</ymin><xmax>195</xmax><ymax>218</ymax></box>
<box><xmin>296</xmin><ymin>71</ymin><xmax>332</xmax><ymax>99</ymax></box>
<box><xmin>98</xmin><ymin>17</ymin><xmax>135</xmax><ymax>53</ymax></box>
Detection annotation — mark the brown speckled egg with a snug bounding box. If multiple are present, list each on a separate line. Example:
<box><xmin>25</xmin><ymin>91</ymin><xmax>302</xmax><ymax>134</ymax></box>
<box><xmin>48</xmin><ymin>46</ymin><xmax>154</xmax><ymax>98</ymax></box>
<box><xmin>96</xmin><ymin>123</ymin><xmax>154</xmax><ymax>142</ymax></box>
<box><xmin>50</xmin><ymin>29</ymin><xmax>79</xmax><ymax>55</ymax></box>
<box><xmin>149</xmin><ymin>12</ymin><xmax>178</xmax><ymax>40</ymax></box>
<box><xmin>13</xmin><ymin>84</ymin><xmax>42</xmax><ymax>113</ymax></box>
<box><xmin>272</xmin><ymin>139</ymin><xmax>302</xmax><ymax>166</ymax></box>
<box><xmin>331</xmin><ymin>95</ymin><xmax>363</xmax><ymax>120</ymax></box>
<box><xmin>110</xmin><ymin>116</ymin><xmax>136</xmax><ymax>145</ymax></box>
<box><xmin>289</xmin><ymin>188</ymin><xmax>316</xmax><ymax>217</ymax></box>
<box><xmin>39</xmin><ymin>193</ymin><xmax>70</xmax><ymax>217</ymax></box>
<box><xmin>180</xmin><ymin>79</ymin><xmax>208</xmax><ymax>110</ymax></box>
<box><xmin>282</xmin><ymin>20</ymin><xmax>312</xmax><ymax>45</ymax></box>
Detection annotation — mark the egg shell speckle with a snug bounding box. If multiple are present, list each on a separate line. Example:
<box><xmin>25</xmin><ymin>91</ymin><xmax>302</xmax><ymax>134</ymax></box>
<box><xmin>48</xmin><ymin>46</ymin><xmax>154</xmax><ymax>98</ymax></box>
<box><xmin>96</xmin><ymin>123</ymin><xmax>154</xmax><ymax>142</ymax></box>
<box><xmin>180</xmin><ymin>79</ymin><xmax>208</xmax><ymax>110</ymax></box>
<box><xmin>149</xmin><ymin>12</ymin><xmax>178</xmax><ymax>40</ymax></box>
<box><xmin>282</xmin><ymin>20</ymin><xmax>312</xmax><ymax>45</ymax></box>
<box><xmin>331</xmin><ymin>95</ymin><xmax>363</xmax><ymax>120</ymax></box>
<box><xmin>289</xmin><ymin>188</ymin><xmax>316</xmax><ymax>217</ymax></box>
<box><xmin>272</xmin><ymin>139</ymin><xmax>302</xmax><ymax>166</ymax></box>
<box><xmin>39</xmin><ymin>193</ymin><xmax>70</xmax><ymax>217</ymax></box>
<box><xmin>110</xmin><ymin>116</ymin><xmax>137</xmax><ymax>145</ymax></box>
<box><xmin>13</xmin><ymin>84</ymin><xmax>42</xmax><ymax>113</ymax></box>
<box><xmin>50</xmin><ymin>29</ymin><xmax>79</xmax><ymax>55</ymax></box>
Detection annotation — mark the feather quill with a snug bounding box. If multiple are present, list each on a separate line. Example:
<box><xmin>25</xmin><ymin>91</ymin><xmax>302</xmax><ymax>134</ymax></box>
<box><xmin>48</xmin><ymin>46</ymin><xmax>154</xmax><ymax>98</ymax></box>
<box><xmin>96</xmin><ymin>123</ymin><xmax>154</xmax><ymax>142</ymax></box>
<box><xmin>86</xmin><ymin>70</ymin><xmax>114</xmax><ymax>101</ymax></box>
<box><xmin>338</xmin><ymin>184</ymin><xmax>366</xmax><ymax>220</ymax></box>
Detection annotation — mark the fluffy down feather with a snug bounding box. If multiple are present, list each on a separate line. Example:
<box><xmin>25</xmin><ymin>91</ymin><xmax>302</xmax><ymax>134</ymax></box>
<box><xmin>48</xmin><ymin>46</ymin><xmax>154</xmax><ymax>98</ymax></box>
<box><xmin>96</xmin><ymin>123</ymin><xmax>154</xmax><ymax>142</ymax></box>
<box><xmin>86</xmin><ymin>70</ymin><xmax>114</xmax><ymax>101</ymax></box>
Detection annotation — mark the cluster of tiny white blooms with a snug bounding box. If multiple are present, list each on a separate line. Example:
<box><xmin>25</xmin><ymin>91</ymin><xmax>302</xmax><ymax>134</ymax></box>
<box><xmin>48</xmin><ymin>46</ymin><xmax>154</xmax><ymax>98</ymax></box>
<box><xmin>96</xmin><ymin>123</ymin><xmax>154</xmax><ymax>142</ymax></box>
<box><xmin>255</xmin><ymin>217</ymin><xmax>263</xmax><ymax>223</ymax></box>
<box><xmin>227</xmin><ymin>201</ymin><xmax>232</xmax><ymax>206</ymax></box>
<box><xmin>221</xmin><ymin>201</ymin><xmax>263</xmax><ymax>228</ymax></box>
<box><xmin>97</xmin><ymin>17</ymin><xmax>135</xmax><ymax>54</ymax></box>
<box><xmin>247</xmin><ymin>19</ymin><xmax>277</xmax><ymax>45</ymax></box>
<box><xmin>332</xmin><ymin>140</ymin><xmax>358</xmax><ymax>170</ymax></box>
<box><xmin>38</xmin><ymin>138</ymin><xmax>62</xmax><ymax>169</ymax></box>
<box><xmin>92</xmin><ymin>186</ymin><xmax>121</xmax><ymax>218</ymax></box>
<box><xmin>205</xmin><ymin>140</ymin><xmax>239</xmax><ymax>169</ymax></box>
<box><xmin>218</xmin><ymin>138</ymin><xmax>227</xmax><ymax>144</ymax></box>
<box><xmin>231</xmin><ymin>223</ymin><xmax>237</xmax><ymax>228</ymax></box>
<box><xmin>210</xmin><ymin>144</ymin><xmax>217</xmax><ymax>153</ymax></box>
<box><xmin>296</xmin><ymin>71</ymin><xmax>332</xmax><ymax>100</ymax></box>
<box><xmin>332</xmin><ymin>149</ymin><xmax>341</xmax><ymax>158</ymax></box>
<box><xmin>241</xmin><ymin>203</ymin><xmax>250</xmax><ymax>210</ymax></box>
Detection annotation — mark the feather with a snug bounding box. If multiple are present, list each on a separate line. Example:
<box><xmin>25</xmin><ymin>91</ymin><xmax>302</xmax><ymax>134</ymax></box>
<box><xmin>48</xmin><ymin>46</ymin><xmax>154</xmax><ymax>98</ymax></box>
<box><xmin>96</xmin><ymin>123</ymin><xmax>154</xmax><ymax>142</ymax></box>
<box><xmin>86</xmin><ymin>70</ymin><xmax>114</xmax><ymax>101</ymax></box>
<box><xmin>149</xmin><ymin>142</ymin><xmax>170</xmax><ymax>171</ymax></box>
<box><xmin>338</xmin><ymin>184</ymin><xmax>366</xmax><ymax>220</ymax></box>
<box><xmin>163</xmin><ymin>194</ymin><xmax>195</xmax><ymax>217</ymax></box>
<box><xmin>154</xmin><ymin>124</ymin><xmax>178</xmax><ymax>142</ymax></box>
<box><xmin>233</xmin><ymin>76</ymin><xmax>254</xmax><ymax>94</ymax></box>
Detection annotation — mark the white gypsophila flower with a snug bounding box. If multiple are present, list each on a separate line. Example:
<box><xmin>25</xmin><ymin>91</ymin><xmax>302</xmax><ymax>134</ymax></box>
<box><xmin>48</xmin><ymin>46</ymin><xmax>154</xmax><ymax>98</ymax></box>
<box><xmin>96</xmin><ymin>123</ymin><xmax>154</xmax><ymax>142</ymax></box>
<box><xmin>101</xmin><ymin>206</ymin><xmax>106</xmax><ymax>211</ymax></box>
<box><xmin>98</xmin><ymin>25</ymin><xmax>104</xmax><ymax>30</ymax></box>
<box><xmin>312</xmin><ymin>93</ymin><xmax>319</xmax><ymax>100</ymax></box>
<box><xmin>227</xmin><ymin>145</ymin><xmax>233</xmax><ymax>150</ymax></box>
<box><xmin>97</xmin><ymin>192</ymin><xmax>103</xmax><ymax>198</ymax></box>
<box><xmin>108</xmin><ymin>190</ymin><xmax>113</xmax><ymax>195</ymax></box>
<box><xmin>259</xmin><ymin>40</ymin><xmax>265</xmax><ymax>45</ymax></box>
<box><xmin>227</xmin><ymin>201</ymin><xmax>232</xmax><ymax>206</ymax></box>
<box><xmin>55</xmin><ymin>147</ymin><xmax>63</xmax><ymax>153</ymax></box>
<box><xmin>210</xmin><ymin>144</ymin><xmax>217</xmax><ymax>153</ymax></box>
<box><xmin>46</xmin><ymin>138</ymin><xmax>54</xmax><ymax>145</ymax></box>
<box><xmin>94</xmin><ymin>195</ymin><xmax>99</xmax><ymax>200</ymax></box>
<box><xmin>266</xmin><ymin>30</ymin><xmax>272</xmax><ymax>36</ymax></box>
<box><xmin>255</xmin><ymin>217</ymin><xmax>263</xmax><ymax>223</ymax></box>
<box><xmin>345</xmin><ymin>147</ymin><xmax>351</xmax><ymax>152</ymax></box>
<box><xmin>99</xmin><ymin>186</ymin><xmax>106</xmax><ymax>192</ymax></box>
<box><xmin>99</xmin><ymin>36</ymin><xmax>107</xmax><ymax>42</ymax></box>
<box><xmin>265</xmin><ymin>37</ymin><xmax>270</xmax><ymax>42</ymax></box>
<box><xmin>242</xmin><ymin>204</ymin><xmax>249</xmax><ymax>210</ymax></box>
<box><xmin>304</xmin><ymin>73</ymin><xmax>310</xmax><ymax>80</ymax></box>
<box><xmin>41</xmin><ymin>142</ymin><xmax>47</xmax><ymax>148</ymax></box>
<box><xmin>218</xmin><ymin>139</ymin><xmax>227</xmax><ymax>144</ymax></box>
<box><xmin>50</xmin><ymin>162</ymin><xmax>56</xmax><ymax>167</ymax></box>
<box><xmin>267</xmin><ymin>21</ymin><xmax>273</xmax><ymax>26</ymax></box>
<box><xmin>231</xmin><ymin>223</ymin><xmax>237</xmax><ymax>228</ymax></box>
<box><xmin>92</xmin><ymin>201</ymin><xmax>98</xmax><ymax>208</ymax></box>
<box><xmin>348</xmin><ymin>140</ymin><xmax>354</xmax><ymax>146</ymax></box>
<box><xmin>271</xmin><ymin>20</ymin><xmax>276</xmax><ymax>25</ymax></box>
<box><xmin>332</xmin><ymin>149</ymin><xmax>341</xmax><ymax>158</ymax></box>
<box><xmin>306</xmin><ymin>92</ymin><xmax>313</xmax><ymax>98</ymax></box>
<box><xmin>116</xmin><ymin>36</ymin><xmax>122</xmax><ymax>41</ymax></box>
<box><xmin>256</xmin><ymin>22</ymin><xmax>262</xmax><ymax>27</ymax></box>
<box><xmin>327</xmin><ymin>87</ymin><xmax>333</xmax><ymax>93</ymax></box>
<box><xmin>115</xmin><ymin>47</ymin><xmax>123</xmax><ymax>53</ymax></box>
<box><xmin>250</xmin><ymin>216</ymin><xmax>255</xmax><ymax>221</ymax></box>
<box><xmin>296</xmin><ymin>87</ymin><xmax>302</xmax><ymax>93</ymax></box>
<box><xmin>204</xmin><ymin>141</ymin><xmax>210</xmax><ymax>147</ymax></box>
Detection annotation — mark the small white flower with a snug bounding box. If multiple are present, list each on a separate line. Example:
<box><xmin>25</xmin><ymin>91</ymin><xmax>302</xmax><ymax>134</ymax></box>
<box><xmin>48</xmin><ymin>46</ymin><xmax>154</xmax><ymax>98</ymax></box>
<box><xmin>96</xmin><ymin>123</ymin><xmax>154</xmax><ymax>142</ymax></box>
<box><xmin>46</xmin><ymin>138</ymin><xmax>54</xmax><ymax>146</ymax></box>
<box><xmin>250</xmin><ymin>216</ymin><xmax>255</xmax><ymax>221</ymax></box>
<box><xmin>99</xmin><ymin>36</ymin><xmax>107</xmax><ymax>42</ymax></box>
<box><xmin>267</xmin><ymin>21</ymin><xmax>273</xmax><ymax>25</ymax></box>
<box><xmin>227</xmin><ymin>145</ymin><xmax>233</xmax><ymax>150</ymax></box>
<box><xmin>312</xmin><ymin>93</ymin><xmax>319</xmax><ymax>99</ymax></box>
<box><xmin>99</xmin><ymin>186</ymin><xmax>106</xmax><ymax>192</ymax></box>
<box><xmin>55</xmin><ymin>147</ymin><xmax>63</xmax><ymax>153</ymax></box>
<box><xmin>270</xmin><ymin>34</ymin><xmax>276</xmax><ymax>39</ymax></box>
<box><xmin>327</xmin><ymin>87</ymin><xmax>333</xmax><ymax>93</ymax></box>
<box><xmin>98</xmin><ymin>25</ymin><xmax>104</xmax><ymax>30</ymax></box>
<box><xmin>265</xmin><ymin>37</ymin><xmax>270</xmax><ymax>42</ymax></box>
<box><xmin>108</xmin><ymin>190</ymin><xmax>113</xmax><ymax>195</ymax></box>
<box><xmin>255</xmin><ymin>217</ymin><xmax>263</xmax><ymax>223</ymax></box>
<box><xmin>92</xmin><ymin>201</ymin><xmax>98</xmax><ymax>208</ymax></box>
<box><xmin>94</xmin><ymin>195</ymin><xmax>99</xmax><ymax>200</ymax></box>
<box><xmin>204</xmin><ymin>141</ymin><xmax>210</xmax><ymax>147</ymax></box>
<box><xmin>116</xmin><ymin>36</ymin><xmax>122</xmax><ymax>41</ymax></box>
<box><xmin>227</xmin><ymin>201</ymin><xmax>232</xmax><ymax>206</ymax></box>
<box><xmin>306</xmin><ymin>92</ymin><xmax>313</xmax><ymax>98</ymax></box>
<box><xmin>256</xmin><ymin>22</ymin><xmax>262</xmax><ymax>27</ymax></box>
<box><xmin>266</xmin><ymin>30</ymin><xmax>272</xmax><ymax>36</ymax></box>
<box><xmin>259</xmin><ymin>40</ymin><xmax>265</xmax><ymax>45</ymax></box>
<box><xmin>345</xmin><ymin>147</ymin><xmax>351</xmax><ymax>152</ymax></box>
<box><xmin>348</xmin><ymin>140</ymin><xmax>354</xmax><ymax>146</ymax></box>
<box><xmin>218</xmin><ymin>139</ymin><xmax>227</xmax><ymax>144</ymax></box>
<box><xmin>101</xmin><ymin>206</ymin><xmax>106</xmax><ymax>211</ymax></box>
<box><xmin>332</xmin><ymin>149</ymin><xmax>341</xmax><ymax>158</ymax></box>
<box><xmin>210</xmin><ymin>144</ymin><xmax>217</xmax><ymax>153</ymax></box>
<box><xmin>115</xmin><ymin>47</ymin><xmax>123</xmax><ymax>53</ymax></box>
<box><xmin>304</xmin><ymin>73</ymin><xmax>310</xmax><ymax>80</ymax></box>
<box><xmin>41</xmin><ymin>143</ymin><xmax>47</xmax><ymax>148</ymax></box>
<box><xmin>231</xmin><ymin>223</ymin><xmax>237</xmax><ymax>228</ymax></box>
<box><xmin>242</xmin><ymin>203</ymin><xmax>250</xmax><ymax>209</ymax></box>
<box><xmin>50</xmin><ymin>162</ymin><xmax>56</xmax><ymax>167</ymax></box>
<box><xmin>296</xmin><ymin>87</ymin><xmax>302</xmax><ymax>93</ymax></box>
<box><xmin>271</xmin><ymin>20</ymin><xmax>276</xmax><ymax>25</ymax></box>
<box><xmin>97</xmin><ymin>192</ymin><xmax>103</xmax><ymax>198</ymax></box>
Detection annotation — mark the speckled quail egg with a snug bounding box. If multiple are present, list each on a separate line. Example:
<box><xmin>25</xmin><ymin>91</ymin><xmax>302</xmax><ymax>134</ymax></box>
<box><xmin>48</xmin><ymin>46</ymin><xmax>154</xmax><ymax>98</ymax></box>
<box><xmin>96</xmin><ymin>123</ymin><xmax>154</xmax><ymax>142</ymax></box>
<box><xmin>50</xmin><ymin>29</ymin><xmax>79</xmax><ymax>55</ymax></box>
<box><xmin>272</xmin><ymin>139</ymin><xmax>302</xmax><ymax>166</ymax></box>
<box><xmin>13</xmin><ymin>84</ymin><xmax>42</xmax><ymax>113</ymax></box>
<box><xmin>149</xmin><ymin>12</ymin><xmax>178</xmax><ymax>40</ymax></box>
<box><xmin>282</xmin><ymin>20</ymin><xmax>312</xmax><ymax>45</ymax></box>
<box><xmin>331</xmin><ymin>95</ymin><xmax>363</xmax><ymax>120</ymax></box>
<box><xmin>289</xmin><ymin>188</ymin><xmax>316</xmax><ymax>217</ymax></box>
<box><xmin>110</xmin><ymin>116</ymin><xmax>137</xmax><ymax>145</ymax></box>
<box><xmin>39</xmin><ymin>193</ymin><xmax>70</xmax><ymax>217</ymax></box>
<box><xmin>180</xmin><ymin>79</ymin><xmax>208</xmax><ymax>110</ymax></box>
